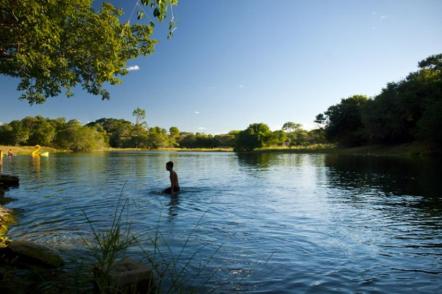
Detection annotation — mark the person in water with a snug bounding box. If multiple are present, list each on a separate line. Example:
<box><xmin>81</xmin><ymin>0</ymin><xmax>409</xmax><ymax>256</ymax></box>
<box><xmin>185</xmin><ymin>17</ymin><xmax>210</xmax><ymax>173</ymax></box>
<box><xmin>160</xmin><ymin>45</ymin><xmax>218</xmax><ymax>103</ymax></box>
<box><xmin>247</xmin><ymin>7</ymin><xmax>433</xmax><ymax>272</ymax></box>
<box><xmin>163</xmin><ymin>161</ymin><xmax>180</xmax><ymax>194</ymax></box>
<box><xmin>7</xmin><ymin>149</ymin><xmax>13</xmax><ymax>157</ymax></box>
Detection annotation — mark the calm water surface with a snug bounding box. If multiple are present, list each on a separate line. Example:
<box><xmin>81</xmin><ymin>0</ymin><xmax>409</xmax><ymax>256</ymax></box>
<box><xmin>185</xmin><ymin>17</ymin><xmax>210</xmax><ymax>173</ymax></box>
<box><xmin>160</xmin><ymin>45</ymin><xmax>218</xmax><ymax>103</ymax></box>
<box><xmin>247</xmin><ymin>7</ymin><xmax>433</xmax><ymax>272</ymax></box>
<box><xmin>2</xmin><ymin>152</ymin><xmax>442</xmax><ymax>293</ymax></box>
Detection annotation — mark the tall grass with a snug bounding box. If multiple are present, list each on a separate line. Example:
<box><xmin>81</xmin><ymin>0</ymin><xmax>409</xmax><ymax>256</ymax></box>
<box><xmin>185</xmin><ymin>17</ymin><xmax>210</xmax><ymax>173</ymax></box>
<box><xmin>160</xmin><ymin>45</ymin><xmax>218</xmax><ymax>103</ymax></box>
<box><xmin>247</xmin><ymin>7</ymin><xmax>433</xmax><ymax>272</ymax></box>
<box><xmin>83</xmin><ymin>194</ymin><xmax>138</xmax><ymax>293</ymax></box>
<box><xmin>81</xmin><ymin>190</ymin><xmax>220</xmax><ymax>293</ymax></box>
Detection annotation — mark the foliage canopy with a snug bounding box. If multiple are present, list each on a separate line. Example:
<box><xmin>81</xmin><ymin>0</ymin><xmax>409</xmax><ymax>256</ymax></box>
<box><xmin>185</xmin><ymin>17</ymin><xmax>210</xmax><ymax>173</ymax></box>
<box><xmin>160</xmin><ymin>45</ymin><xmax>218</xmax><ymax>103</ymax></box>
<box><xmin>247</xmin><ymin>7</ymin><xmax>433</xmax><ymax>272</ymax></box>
<box><xmin>0</xmin><ymin>0</ymin><xmax>177</xmax><ymax>103</ymax></box>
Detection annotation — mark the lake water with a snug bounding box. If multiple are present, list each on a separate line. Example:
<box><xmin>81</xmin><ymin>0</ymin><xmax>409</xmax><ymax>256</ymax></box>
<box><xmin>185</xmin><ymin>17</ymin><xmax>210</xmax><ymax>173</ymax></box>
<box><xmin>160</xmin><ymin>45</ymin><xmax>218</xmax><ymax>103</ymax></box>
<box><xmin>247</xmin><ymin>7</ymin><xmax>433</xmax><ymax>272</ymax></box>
<box><xmin>2</xmin><ymin>152</ymin><xmax>442</xmax><ymax>293</ymax></box>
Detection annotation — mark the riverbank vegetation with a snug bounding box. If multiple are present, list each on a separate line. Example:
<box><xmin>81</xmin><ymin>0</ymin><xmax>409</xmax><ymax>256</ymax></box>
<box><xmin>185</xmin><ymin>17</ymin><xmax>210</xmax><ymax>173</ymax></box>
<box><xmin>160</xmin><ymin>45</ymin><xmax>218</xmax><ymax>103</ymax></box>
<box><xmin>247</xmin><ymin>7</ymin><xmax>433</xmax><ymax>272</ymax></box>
<box><xmin>0</xmin><ymin>117</ymin><xmax>107</xmax><ymax>152</ymax></box>
<box><xmin>316</xmin><ymin>54</ymin><xmax>442</xmax><ymax>154</ymax></box>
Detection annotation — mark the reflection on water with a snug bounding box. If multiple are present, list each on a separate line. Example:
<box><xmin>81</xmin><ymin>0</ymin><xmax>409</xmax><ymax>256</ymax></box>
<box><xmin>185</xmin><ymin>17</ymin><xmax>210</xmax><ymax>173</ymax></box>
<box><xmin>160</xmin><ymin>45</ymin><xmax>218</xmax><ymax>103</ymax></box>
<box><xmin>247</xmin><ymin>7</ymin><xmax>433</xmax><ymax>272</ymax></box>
<box><xmin>325</xmin><ymin>155</ymin><xmax>442</xmax><ymax>218</ymax></box>
<box><xmin>325</xmin><ymin>155</ymin><xmax>442</xmax><ymax>196</ymax></box>
<box><xmin>1</xmin><ymin>152</ymin><xmax>442</xmax><ymax>293</ymax></box>
<box><xmin>167</xmin><ymin>194</ymin><xmax>179</xmax><ymax>221</ymax></box>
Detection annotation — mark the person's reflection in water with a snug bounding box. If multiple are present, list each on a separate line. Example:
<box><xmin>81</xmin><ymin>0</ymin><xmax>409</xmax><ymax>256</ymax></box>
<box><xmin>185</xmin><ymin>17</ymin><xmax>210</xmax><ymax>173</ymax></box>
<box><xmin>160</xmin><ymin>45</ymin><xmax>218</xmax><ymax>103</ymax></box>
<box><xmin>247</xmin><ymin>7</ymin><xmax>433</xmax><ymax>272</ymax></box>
<box><xmin>167</xmin><ymin>194</ymin><xmax>180</xmax><ymax>221</ymax></box>
<box><xmin>236</xmin><ymin>153</ymin><xmax>272</xmax><ymax>169</ymax></box>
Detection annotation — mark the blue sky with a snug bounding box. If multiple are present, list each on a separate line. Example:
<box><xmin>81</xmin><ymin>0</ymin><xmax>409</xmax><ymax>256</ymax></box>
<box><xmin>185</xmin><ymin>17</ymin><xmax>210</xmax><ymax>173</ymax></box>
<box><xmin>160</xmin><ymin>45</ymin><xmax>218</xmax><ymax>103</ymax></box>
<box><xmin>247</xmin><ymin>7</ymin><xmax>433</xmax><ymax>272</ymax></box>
<box><xmin>1</xmin><ymin>0</ymin><xmax>442</xmax><ymax>134</ymax></box>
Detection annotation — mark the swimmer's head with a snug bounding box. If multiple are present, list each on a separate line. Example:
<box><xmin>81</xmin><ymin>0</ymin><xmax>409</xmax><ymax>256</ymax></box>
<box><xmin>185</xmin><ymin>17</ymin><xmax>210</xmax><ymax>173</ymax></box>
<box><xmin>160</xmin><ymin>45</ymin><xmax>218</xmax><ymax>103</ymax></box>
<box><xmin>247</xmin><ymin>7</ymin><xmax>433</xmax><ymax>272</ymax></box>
<box><xmin>166</xmin><ymin>161</ymin><xmax>174</xmax><ymax>171</ymax></box>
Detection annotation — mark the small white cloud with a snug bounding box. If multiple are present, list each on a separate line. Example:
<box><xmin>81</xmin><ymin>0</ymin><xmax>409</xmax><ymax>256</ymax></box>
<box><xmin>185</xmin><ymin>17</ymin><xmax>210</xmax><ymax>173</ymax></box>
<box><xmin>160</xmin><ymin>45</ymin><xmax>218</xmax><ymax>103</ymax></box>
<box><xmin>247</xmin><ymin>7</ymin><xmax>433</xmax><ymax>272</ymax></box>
<box><xmin>198</xmin><ymin>127</ymin><xmax>206</xmax><ymax>131</ymax></box>
<box><xmin>380</xmin><ymin>15</ymin><xmax>388</xmax><ymax>21</ymax></box>
<box><xmin>239</xmin><ymin>84</ymin><xmax>245</xmax><ymax>89</ymax></box>
<box><xmin>194</xmin><ymin>111</ymin><xmax>200</xmax><ymax>115</ymax></box>
<box><xmin>127</xmin><ymin>65</ymin><xmax>140</xmax><ymax>71</ymax></box>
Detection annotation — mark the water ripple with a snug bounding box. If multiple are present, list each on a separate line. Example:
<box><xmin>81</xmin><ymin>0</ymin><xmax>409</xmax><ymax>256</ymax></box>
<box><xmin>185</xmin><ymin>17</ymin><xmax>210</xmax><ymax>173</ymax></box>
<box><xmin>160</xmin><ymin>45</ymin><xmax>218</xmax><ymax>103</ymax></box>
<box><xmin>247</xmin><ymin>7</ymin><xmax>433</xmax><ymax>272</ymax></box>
<box><xmin>2</xmin><ymin>152</ymin><xmax>442</xmax><ymax>292</ymax></box>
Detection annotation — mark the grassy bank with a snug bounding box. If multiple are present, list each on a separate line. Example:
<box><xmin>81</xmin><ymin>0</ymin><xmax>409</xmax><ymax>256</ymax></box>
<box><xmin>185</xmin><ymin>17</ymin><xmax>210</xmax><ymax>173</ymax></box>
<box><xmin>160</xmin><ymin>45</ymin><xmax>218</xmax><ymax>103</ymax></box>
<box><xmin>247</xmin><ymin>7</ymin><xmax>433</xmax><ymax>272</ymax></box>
<box><xmin>2</xmin><ymin>143</ymin><xmax>437</xmax><ymax>158</ymax></box>
<box><xmin>250</xmin><ymin>143</ymin><xmax>439</xmax><ymax>158</ymax></box>
<box><xmin>0</xmin><ymin>145</ymin><xmax>69</xmax><ymax>156</ymax></box>
<box><xmin>333</xmin><ymin>143</ymin><xmax>440</xmax><ymax>158</ymax></box>
<box><xmin>106</xmin><ymin>145</ymin><xmax>333</xmax><ymax>153</ymax></box>
<box><xmin>105</xmin><ymin>147</ymin><xmax>233</xmax><ymax>152</ymax></box>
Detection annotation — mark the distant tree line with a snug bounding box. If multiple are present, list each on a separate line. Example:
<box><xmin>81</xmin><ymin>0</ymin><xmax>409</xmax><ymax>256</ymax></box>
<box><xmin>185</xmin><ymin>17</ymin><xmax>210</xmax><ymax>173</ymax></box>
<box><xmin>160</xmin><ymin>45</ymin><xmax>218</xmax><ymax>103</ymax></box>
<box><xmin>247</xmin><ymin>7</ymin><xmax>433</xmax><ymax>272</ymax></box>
<box><xmin>316</xmin><ymin>53</ymin><xmax>442</xmax><ymax>147</ymax></box>
<box><xmin>0</xmin><ymin>115</ymin><xmax>325</xmax><ymax>152</ymax></box>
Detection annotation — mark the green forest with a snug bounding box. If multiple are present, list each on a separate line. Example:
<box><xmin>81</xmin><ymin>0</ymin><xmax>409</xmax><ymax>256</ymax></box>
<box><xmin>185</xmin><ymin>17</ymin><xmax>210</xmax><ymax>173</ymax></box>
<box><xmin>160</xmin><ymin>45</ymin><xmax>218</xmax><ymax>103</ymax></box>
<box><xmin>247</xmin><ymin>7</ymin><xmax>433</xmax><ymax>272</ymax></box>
<box><xmin>316</xmin><ymin>54</ymin><xmax>442</xmax><ymax>148</ymax></box>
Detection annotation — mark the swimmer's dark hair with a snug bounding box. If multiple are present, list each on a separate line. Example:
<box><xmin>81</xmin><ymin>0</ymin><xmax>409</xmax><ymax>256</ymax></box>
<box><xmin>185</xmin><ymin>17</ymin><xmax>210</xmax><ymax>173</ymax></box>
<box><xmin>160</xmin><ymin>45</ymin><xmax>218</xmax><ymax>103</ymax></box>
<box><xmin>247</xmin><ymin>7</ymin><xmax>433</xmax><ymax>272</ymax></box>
<box><xmin>166</xmin><ymin>161</ymin><xmax>174</xmax><ymax>168</ymax></box>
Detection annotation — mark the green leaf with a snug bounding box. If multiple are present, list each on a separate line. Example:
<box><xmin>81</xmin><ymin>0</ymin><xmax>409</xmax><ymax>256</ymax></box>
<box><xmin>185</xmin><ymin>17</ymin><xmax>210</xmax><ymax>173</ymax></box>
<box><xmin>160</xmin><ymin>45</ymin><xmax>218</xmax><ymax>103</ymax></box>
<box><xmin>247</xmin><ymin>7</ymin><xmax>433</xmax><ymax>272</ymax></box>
<box><xmin>137</xmin><ymin>10</ymin><xmax>145</xmax><ymax>20</ymax></box>
<box><xmin>153</xmin><ymin>7</ymin><xmax>160</xmax><ymax>17</ymax></box>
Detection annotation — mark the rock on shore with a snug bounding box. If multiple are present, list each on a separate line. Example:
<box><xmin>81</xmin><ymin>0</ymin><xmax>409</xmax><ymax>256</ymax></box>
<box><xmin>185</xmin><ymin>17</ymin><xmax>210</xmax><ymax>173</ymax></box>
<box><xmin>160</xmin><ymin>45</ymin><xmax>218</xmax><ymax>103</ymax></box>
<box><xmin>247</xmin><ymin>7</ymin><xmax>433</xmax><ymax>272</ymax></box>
<box><xmin>94</xmin><ymin>258</ymin><xmax>156</xmax><ymax>293</ymax></box>
<box><xmin>0</xmin><ymin>240</ymin><xmax>64</xmax><ymax>268</ymax></box>
<box><xmin>0</xmin><ymin>175</ymin><xmax>19</xmax><ymax>190</ymax></box>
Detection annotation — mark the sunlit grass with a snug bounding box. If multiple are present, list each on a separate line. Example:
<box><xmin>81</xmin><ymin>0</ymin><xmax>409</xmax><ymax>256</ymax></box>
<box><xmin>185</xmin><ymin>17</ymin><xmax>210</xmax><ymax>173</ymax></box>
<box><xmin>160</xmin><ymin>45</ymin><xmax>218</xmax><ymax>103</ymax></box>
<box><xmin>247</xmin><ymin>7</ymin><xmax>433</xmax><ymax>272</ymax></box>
<box><xmin>0</xmin><ymin>145</ymin><xmax>69</xmax><ymax>155</ymax></box>
<box><xmin>105</xmin><ymin>147</ymin><xmax>233</xmax><ymax>152</ymax></box>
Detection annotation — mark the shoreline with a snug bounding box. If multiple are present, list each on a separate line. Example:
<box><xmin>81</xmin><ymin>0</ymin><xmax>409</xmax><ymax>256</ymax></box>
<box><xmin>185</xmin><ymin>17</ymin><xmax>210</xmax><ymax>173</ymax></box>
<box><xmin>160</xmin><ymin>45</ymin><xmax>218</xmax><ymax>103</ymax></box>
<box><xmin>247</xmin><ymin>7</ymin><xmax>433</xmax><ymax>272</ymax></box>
<box><xmin>241</xmin><ymin>143</ymin><xmax>438</xmax><ymax>158</ymax></box>
<box><xmin>0</xmin><ymin>145</ymin><xmax>70</xmax><ymax>156</ymax></box>
<box><xmin>329</xmin><ymin>143</ymin><xmax>440</xmax><ymax>158</ymax></box>
<box><xmin>1</xmin><ymin>143</ymin><xmax>438</xmax><ymax>158</ymax></box>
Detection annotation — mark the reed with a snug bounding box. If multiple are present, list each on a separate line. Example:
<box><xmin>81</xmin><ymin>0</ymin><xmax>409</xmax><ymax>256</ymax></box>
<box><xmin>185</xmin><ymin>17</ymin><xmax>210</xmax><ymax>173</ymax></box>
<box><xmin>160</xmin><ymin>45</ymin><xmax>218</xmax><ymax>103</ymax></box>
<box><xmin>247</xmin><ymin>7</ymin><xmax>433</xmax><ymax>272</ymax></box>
<box><xmin>80</xmin><ymin>190</ymin><xmax>220</xmax><ymax>293</ymax></box>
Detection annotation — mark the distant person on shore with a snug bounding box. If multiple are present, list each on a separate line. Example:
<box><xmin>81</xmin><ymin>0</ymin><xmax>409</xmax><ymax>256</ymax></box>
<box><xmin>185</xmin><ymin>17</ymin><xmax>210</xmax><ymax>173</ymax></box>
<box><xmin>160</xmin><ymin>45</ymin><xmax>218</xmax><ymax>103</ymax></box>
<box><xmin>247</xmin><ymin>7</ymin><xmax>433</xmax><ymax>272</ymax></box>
<box><xmin>163</xmin><ymin>161</ymin><xmax>180</xmax><ymax>195</ymax></box>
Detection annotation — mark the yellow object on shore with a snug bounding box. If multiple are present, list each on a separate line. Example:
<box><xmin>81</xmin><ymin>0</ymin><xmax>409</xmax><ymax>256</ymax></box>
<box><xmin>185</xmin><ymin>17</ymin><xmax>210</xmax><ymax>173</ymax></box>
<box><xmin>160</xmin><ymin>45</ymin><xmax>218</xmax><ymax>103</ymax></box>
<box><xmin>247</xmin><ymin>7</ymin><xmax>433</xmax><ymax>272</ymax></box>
<box><xmin>31</xmin><ymin>145</ymin><xmax>40</xmax><ymax>157</ymax></box>
<box><xmin>32</xmin><ymin>145</ymin><xmax>49</xmax><ymax>158</ymax></box>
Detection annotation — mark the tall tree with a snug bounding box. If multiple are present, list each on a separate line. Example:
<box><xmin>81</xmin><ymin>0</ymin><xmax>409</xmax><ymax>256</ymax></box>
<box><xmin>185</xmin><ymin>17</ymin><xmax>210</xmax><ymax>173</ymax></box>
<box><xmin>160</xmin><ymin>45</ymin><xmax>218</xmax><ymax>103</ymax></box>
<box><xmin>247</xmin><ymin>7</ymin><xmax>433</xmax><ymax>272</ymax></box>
<box><xmin>318</xmin><ymin>95</ymin><xmax>369</xmax><ymax>146</ymax></box>
<box><xmin>169</xmin><ymin>126</ymin><xmax>180</xmax><ymax>146</ymax></box>
<box><xmin>147</xmin><ymin>127</ymin><xmax>169</xmax><ymax>148</ymax></box>
<box><xmin>235</xmin><ymin>123</ymin><xmax>272</xmax><ymax>152</ymax></box>
<box><xmin>87</xmin><ymin>118</ymin><xmax>132</xmax><ymax>147</ymax></box>
<box><xmin>132</xmin><ymin>107</ymin><xmax>147</xmax><ymax>127</ymax></box>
